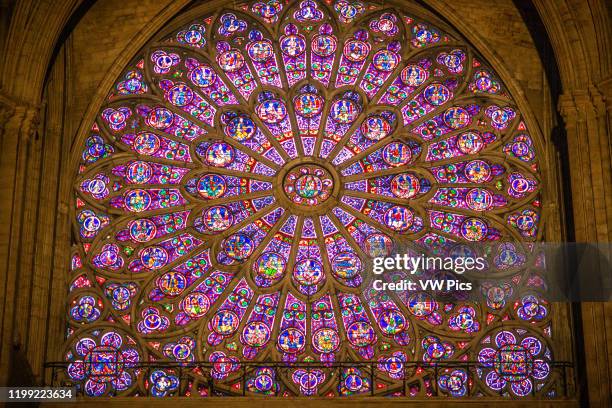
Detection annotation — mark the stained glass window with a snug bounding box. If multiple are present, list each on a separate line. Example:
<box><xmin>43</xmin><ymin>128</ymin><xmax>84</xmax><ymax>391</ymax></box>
<box><xmin>66</xmin><ymin>0</ymin><xmax>552</xmax><ymax>398</ymax></box>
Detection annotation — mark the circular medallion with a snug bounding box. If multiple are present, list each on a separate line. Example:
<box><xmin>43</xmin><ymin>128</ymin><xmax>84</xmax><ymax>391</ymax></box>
<box><xmin>361</xmin><ymin>116</ymin><xmax>392</xmax><ymax>141</ymax></box>
<box><xmin>217</xmin><ymin>50</ymin><xmax>245</xmax><ymax>72</ymax></box>
<box><xmin>134</xmin><ymin>132</ymin><xmax>160</xmax><ymax>155</ymax></box>
<box><xmin>293</xmin><ymin>258</ymin><xmax>324</xmax><ymax>286</ymax></box>
<box><xmin>277</xmin><ymin>328</ymin><xmax>306</xmax><ymax>353</ymax></box>
<box><xmin>464</xmin><ymin>160</ymin><xmax>491</xmax><ymax>183</ymax></box>
<box><xmin>384</xmin><ymin>206</ymin><xmax>414</xmax><ymax>231</ymax></box>
<box><xmin>331</xmin><ymin>252</ymin><xmax>362</xmax><ymax>279</ymax></box>
<box><xmin>189</xmin><ymin>66</ymin><xmax>217</xmax><ymax>87</ymax></box>
<box><xmin>280</xmin><ymin>35</ymin><xmax>306</xmax><ymax>56</ymax></box>
<box><xmin>140</xmin><ymin>246</ymin><xmax>168</xmax><ymax>270</ymax></box>
<box><xmin>254</xmin><ymin>252</ymin><xmax>286</xmax><ymax>280</ymax></box>
<box><xmin>424</xmin><ymin>83</ymin><xmax>451</xmax><ymax>106</ymax></box>
<box><xmin>401</xmin><ymin>65</ymin><xmax>428</xmax><ymax>86</ymax></box>
<box><xmin>256</xmin><ymin>99</ymin><xmax>287</xmax><ymax>124</ymax></box>
<box><xmin>203</xmin><ymin>206</ymin><xmax>233</xmax><ymax>232</ymax></box>
<box><xmin>205</xmin><ymin>142</ymin><xmax>235</xmax><ymax>167</ymax></box>
<box><xmin>443</xmin><ymin>107</ymin><xmax>470</xmax><ymax>129</ymax></box>
<box><xmin>124</xmin><ymin>189</ymin><xmax>152</xmax><ymax>212</ymax></box>
<box><xmin>197</xmin><ymin>174</ymin><xmax>226</xmax><ymax>199</ymax></box>
<box><xmin>225</xmin><ymin>116</ymin><xmax>256</xmax><ymax>141</ymax></box>
<box><xmin>158</xmin><ymin>272</ymin><xmax>186</xmax><ymax>297</ymax></box>
<box><xmin>147</xmin><ymin>108</ymin><xmax>174</xmax><ymax>129</ymax></box>
<box><xmin>294</xmin><ymin>93</ymin><xmax>323</xmax><ymax>117</ymax></box>
<box><xmin>283</xmin><ymin>165</ymin><xmax>334</xmax><ymax>206</ymax></box>
<box><xmin>347</xmin><ymin>321</ymin><xmax>375</xmax><ymax>347</ymax></box>
<box><xmin>211</xmin><ymin>310</ymin><xmax>240</xmax><ymax>335</ymax></box>
<box><xmin>378</xmin><ymin>310</ymin><xmax>406</xmax><ymax>335</ymax></box>
<box><xmin>391</xmin><ymin>173</ymin><xmax>420</xmax><ymax>198</ymax></box>
<box><xmin>312</xmin><ymin>34</ymin><xmax>337</xmax><ymax>56</ymax></box>
<box><xmin>126</xmin><ymin>161</ymin><xmax>153</xmax><ymax>184</ymax></box>
<box><xmin>242</xmin><ymin>321</ymin><xmax>271</xmax><ymax>347</ymax></box>
<box><xmin>382</xmin><ymin>142</ymin><xmax>412</xmax><ymax>166</ymax></box>
<box><xmin>312</xmin><ymin>328</ymin><xmax>340</xmax><ymax>353</ymax></box>
<box><xmin>247</xmin><ymin>40</ymin><xmax>274</xmax><ymax>61</ymax></box>
<box><xmin>457</xmin><ymin>131</ymin><xmax>483</xmax><ymax>154</ymax></box>
<box><xmin>364</xmin><ymin>233</ymin><xmax>393</xmax><ymax>257</ymax></box>
<box><xmin>372</xmin><ymin>49</ymin><xmax>399</xmax><ymax>72</ymax></box>
<box><xmin>461</xmin><ymin>218</ymin><xmax>488</xmax><ymax>241</ymax></box>
<box><xmin>343</xmin><ymin>39</ymin><xmax>370</xmax><ymax>62</ymax></box>
<box><xmin>167</xmin><ymin>84</ymin><xmax>193</xmax><ymax>106</ymax></box>
<box><xmin>182</xmin><ymin>293</ymin><xmax>210</xmax><ymax>317</ymax></box>
<box><xmin>223</xmin><ymin>234</ymin><xmax>254</xmax><ymax>261</ymax></box>
<box><xmin>466</xmin><ymin>188</ymin><xmax>493</xmax><ymax>211</ymax></box>
<box><xmin>330</xmin><ymin>99</ymin><xmax>361</xmax><ymax>123</ymax></box>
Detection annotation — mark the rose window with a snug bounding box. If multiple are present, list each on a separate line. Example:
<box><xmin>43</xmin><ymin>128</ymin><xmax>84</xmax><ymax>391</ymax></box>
<box><xmin>66</xmin><ymin>0</ymin><xmax>552</xmax><ymax>398</ymax></box>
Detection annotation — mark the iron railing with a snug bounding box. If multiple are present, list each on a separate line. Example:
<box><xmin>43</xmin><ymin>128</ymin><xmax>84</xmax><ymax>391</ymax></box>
<box><xmin>43</xmin><ymin>360</ymin><xmax>575</xmax><ymax>398</ymax></box>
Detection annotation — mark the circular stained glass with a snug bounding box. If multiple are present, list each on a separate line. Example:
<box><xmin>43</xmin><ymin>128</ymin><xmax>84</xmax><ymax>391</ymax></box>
<box><xmin>72</xmin><ymin>2</ymin><xmax>546</xmax><ymax>398</ymax></box>
<box><xmin>331</xmin><ymin>252</ymin><xmax>362</xmax><ymax>279</ymax></box>
<box><xmin>223</xmin><ymin>234</ymin><xmax>254</xmax><ymax>261</ymax></box>
<box><xmin>225</xmin><ymin>116</ymin><xmax>256</xmax><ymax>141</ymax></box>
<box><xmin>384</xmin><ymin>206</ymin><xmax>414</xmax><ymax>231</ymax></box>
<box><xmin>278</xmin><ymin>328</ymin><xmax>306</xmax><ymax>353</ymax></box>
<box><xmin>206</xmin><ymin>142</ymin><xmax>234</xmax><ymax>167</ymax></box>
<box><xmin>182</xmin><ymin>293</ymin><xmax>210</xmax><ymax>317</ymax></box>
<box><xmin>313</xmin><ymin>328</ymin><xmax>340</xmax><ymax>353</ymax></box>
<box><xmin>312</xmin><ymin>34</ymin><xmax>337</xmax><ymax>56</ymax></box>
<box><xmin>197</xmin><ymin>174</ymin><xmax>226</xmax><ymax>199</ymax></box>
<box><xmin>294</xmin><ymin>258</ymin><xmax>324</xmax><ymax>286</ymax></box>
<box><xmin>391</xmin><ymin>173</ymin><xmax>420</xmax><ymax>198</ymax></box>
<box><xmin>283</xmin><ymin>165</ymin><xmax>333</xmax><ymax>206</ymax></box>
<box><xmin>129</xmin><ymin>219</ymin><xmax>156</xmax><ymax>242</ymax></box>
<box><xmin>361</xmin><ymin>116</ymin><xmax>392</xmax><ymax>140</ymax></box>
<box><xmin>294</xmin><ymin>93</ymin><xmax>323</xmax><ymax>117</ymax></box>
<box><xmin>217</xmin><ymin>50</ymin><xmax>245</xmax><ymax>72</ymax></box>
<box><xmin>343</xmin><ymin>39</ymin><xmax>370</xmax><ymax>62</ymax></box>
<box><xmin>330</xmin><ymin>98</ymin><xmax>361</xmax><ymax>123</ymax></box>
<box><xmin>280</xmin><ymin>35</ymin><xmax>306</xmax><ymax>56</ymax></box>
<box><xmin>466</xmin><ymin>188</ymin><xmax>493</xmax><ymax>211</ymax></box>
<box><xmin>401</xmin><ymin>65</ymin><xmax>428</xmax><ymax>86</ymax></box>
<box><xmin>457</xmin><ymin>131</ymin><xmax>484</xmax><ymax>154</ymax></box>
<box><xmin>254</xmin><ymin>252</ymin><xmax>286</xmax><ymax>280</ymax></box>
<box><xmin>247</xmin><ymin>41</ymin><xmax>274</xmax><ymax>61</ymax></box>
<box><xmin>203</xmin><ymin>206</ymin><xmax>233</xmax><ymax>231</ymax></box>
<box><xmin>347</xmin><ymin>322</ymin><xmax>376</xmax><ymax>347</ymax></box>
<box><xmin>242</xmin><ymin>321</ymin><xmax>271</xmax><ymax>347</ymax></box>
<box><xmin>212</xmin><ymin>310</ymin><xmax>240</xmax><ymax>335</ymax></box>
<box><xmin>382</xmin><ymin>142</ymin><xmax>412</xmax><ymax>166</ymax></box>
<box><xmin>465</xmin><ymin>160</ymin><xmax>491</xmax><ymax>183</ymax></box>
<box><xmin>256</xmin><ymin>99</ymin><xmax>287</xmax><ymax>124</ymax></box>
<box><xmin>127</xmin><ymin>161</ymin><xmax>153</xmax><ymax>184</ymax></box>
<box><xmin>190</xmin><ymin>66</ymin><xmax>217</xmax><ymax>87</ymax></box>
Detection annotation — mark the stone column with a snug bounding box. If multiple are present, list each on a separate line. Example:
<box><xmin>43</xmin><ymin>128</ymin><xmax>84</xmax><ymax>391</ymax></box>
<box><xmin>0</xmin><ymin>93</ymin><xmax>40</xmax><ymax>386</ymax></box>
<box><xmin>558</xmin><ymin>86</ymin><xmax>612</xmax><ymax>408</ymax></box>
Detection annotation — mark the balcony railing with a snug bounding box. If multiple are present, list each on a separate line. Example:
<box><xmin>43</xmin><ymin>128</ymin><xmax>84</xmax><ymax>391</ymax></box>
<box><xmin>43</xmin><ymin>360</ymin><xmax>575</xmax><ymax>398</ymax></box>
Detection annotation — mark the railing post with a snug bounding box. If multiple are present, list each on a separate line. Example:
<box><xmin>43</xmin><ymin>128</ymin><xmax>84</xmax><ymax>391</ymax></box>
<box><xmin>370</xmin><ymin>362</ymin><xmax>374</xmax><ymax>396</ymax></box>
<box><xmin>563</xmin><ymin>364</ymin><xmax>568</xmax><ymax>397</ymax></box>
<box><xmin>403</xmin><ymin>363</ymin><xmax>406</xmax><ymax>396</ymax></box>
<box><xmin>465</xmin><ymin>362</ymin><xmax>470</xmax><ymax>397</ymax></box>
<box><xmin>242</xmin><ymin>364</ymin><xmax>246</xmax><ymax>396</ymax></box>
<box><xmin>434</xmin><ymin>364</ymin><xmax>438</xmax><ymax>396</ymax></box>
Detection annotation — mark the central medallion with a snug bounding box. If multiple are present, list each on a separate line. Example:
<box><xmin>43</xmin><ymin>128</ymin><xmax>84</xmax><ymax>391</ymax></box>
<box><xmin>283</xmin><ymin>164</ymin><xmax>333</xmax><ymax>206</ymax></box>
